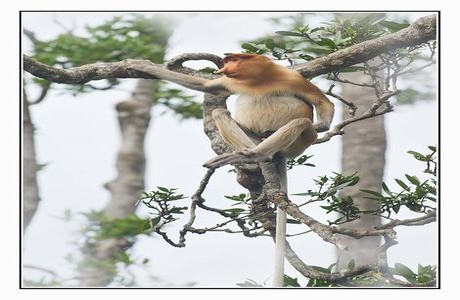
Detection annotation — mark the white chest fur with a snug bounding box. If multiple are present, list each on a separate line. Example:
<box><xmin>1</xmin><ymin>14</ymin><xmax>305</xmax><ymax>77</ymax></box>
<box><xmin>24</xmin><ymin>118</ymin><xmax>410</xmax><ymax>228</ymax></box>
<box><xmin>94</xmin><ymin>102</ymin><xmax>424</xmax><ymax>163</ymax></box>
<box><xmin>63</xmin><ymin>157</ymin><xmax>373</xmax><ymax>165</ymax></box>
<box><xmin>233</xmin><ymin>94</ymin><xmax>310</xmax><ymax>135</ymax></box>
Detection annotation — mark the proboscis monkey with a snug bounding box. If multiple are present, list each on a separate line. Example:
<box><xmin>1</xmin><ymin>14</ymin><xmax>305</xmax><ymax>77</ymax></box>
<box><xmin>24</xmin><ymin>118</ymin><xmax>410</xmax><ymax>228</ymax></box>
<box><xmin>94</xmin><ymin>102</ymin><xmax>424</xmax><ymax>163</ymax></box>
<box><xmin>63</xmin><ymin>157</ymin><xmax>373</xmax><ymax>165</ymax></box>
<box><xmin>202</xmin><ymin>53</ymin><xmax>334</xmax><ymax>169</ymax></box>
<box><xmin>132</xmin><ymin>53</ymin><xmax>334</xmax><ymax>287</ymax></box>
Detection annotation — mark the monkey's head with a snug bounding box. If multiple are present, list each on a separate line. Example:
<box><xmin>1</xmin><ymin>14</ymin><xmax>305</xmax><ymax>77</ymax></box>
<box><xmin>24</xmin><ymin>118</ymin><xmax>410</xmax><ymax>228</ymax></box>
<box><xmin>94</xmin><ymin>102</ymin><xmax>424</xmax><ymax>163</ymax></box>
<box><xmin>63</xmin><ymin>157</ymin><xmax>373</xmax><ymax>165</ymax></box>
<box><xmin>216</xmin><ymin>54</ymin><xmax>274</xmax><ymax>80</ymax></box>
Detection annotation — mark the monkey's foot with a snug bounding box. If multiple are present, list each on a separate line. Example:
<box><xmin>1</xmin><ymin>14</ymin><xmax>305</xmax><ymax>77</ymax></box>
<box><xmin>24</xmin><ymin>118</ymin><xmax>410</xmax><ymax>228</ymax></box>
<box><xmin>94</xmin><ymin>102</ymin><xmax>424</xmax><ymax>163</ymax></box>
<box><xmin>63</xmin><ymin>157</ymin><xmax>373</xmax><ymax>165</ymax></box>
<box><xmin>203</xmin><ymin>150</ymin><xmax>269</xmax><ymax>169</ymax></box>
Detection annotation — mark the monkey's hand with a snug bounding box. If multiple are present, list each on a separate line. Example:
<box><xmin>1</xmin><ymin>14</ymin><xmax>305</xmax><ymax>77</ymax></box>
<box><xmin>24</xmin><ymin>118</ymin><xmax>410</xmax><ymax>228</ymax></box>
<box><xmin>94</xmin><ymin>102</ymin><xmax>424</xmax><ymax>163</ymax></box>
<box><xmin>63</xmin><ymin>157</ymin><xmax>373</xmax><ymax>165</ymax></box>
<box><xmin>313</xmin><ymin>121</ymin><xmax>330</xmax><ymax>133</ymax></box>
<box><xmin>203</xmin><ymin>150</ymin><xmax>271</xmax><ymax>169</ymax></box>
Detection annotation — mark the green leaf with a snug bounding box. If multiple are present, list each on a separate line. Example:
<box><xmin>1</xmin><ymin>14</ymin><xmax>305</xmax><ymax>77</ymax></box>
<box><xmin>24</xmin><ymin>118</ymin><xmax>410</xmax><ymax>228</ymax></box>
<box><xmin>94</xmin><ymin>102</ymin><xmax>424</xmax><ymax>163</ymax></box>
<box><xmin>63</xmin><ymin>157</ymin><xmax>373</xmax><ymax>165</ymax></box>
<box><xmin>115</xmin><ymin>252</ymin><xmax>132</xmax><ymax>265</ymax></box>
<box><xmin>393</xmin><ymin>263</ymin><xmax>416</xmax><ymax>280</ymax></box>
<box><xmin>299</xmin><ymin>53</ymin><xmax>314</xmax><ymax>61</ymax></box>
<box><xmin>169</xmin><ymin>207</ymin><xmax>188</xmax><ymax>214</ymax></box>
<box><xmin>241</xmin><ymin>43</ymin><xmax>260</xmax><ymax>52</ymax></box>
<box><xmin>283</xmin><ymin>275</ymin><xmax>301</xmax><ymax>287</ymax></box>
<box><xmin>407</xmin><ymin>150</ymin><xmax>428</xmax><ymax>162</ymax></box>
<box><xmin>311</xmin><ymin>265</ymin><xmax>332</xmax><ymax>274</ymax></box>
<box><xmin>428</xmin><ymin>146</ymin><xmax>437</xmax><ymax>152</ymax></box>
<box><xmin>142</xmin><ymin>219</ymin><xmax>152</xmax><ymax>231</ymax></box>
<box><xmin>405</xmin><ymin>174</ymin><xmax>421</xmax><ymax>185</ymax></box>
<box><xmin>223</xmin><ymin>208</ymin><xmax>246</xmax><ymax>215</ymax></box>
<box><xmin>297</xmin><ymin>155</ymin><xmax>307</xmax><ymax>164</ymax></box>
<box><xmin>380</xmin><ymin>20</ymin><xmax>410</xmax><ymax>32</ymax></box>
<box><xmin>395</xmin><ymin>179</ymin><xmax>410</xmax><ymax>191</ymax></box>
<box><xmin>225</xmin><ymin>195</ymin><xmax>244</xmax><ymax>201</ymax></box>
<box><xmin>315</xmin><ymin>38</ymin><xmax>337</xmax><ymax>49</ymax></box>
<box><xmin>157</xmin><ymin>186</ymin><xmax>170</xmax><ymax>193</ymax></box>
<box><xmin>275</xmin><ymin>31</ymin><xmax>305</xmax><ymax>37</ymax></box>
<box><xmin>198</xmin><ymin>67</ymin><xmax>217</xmax><ymax>74</ymax></box>
<box><xmin>381</xmin><ymin>182</ymin><xmax>391</xmax><ymax>195</ymax></box>
<box><xmin>361</xmin><ymin>189</ymin><xmax>383</xmax><ymax>198</ymax></box>
<box><xmin>265</xmin><ymin>38</ymin><xmax>275</xmax><ymax>50</ymax></box>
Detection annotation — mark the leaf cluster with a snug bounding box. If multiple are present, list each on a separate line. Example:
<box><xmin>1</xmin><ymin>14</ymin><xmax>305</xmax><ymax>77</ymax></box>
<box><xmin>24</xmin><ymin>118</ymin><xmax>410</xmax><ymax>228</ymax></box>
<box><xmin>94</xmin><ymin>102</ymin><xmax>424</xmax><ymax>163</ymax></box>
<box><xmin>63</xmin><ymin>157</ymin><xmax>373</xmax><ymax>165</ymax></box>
<box><xmin>286</xmin><ymin>154</ymin><xmax>315</xmax><ymax>170</ymax></box>
<box><xmin>155</xmin><ymin>85</ymin><xmax>203</xmax><ymax>119</ymax></box>
<box><xmin>241</xmin><ymin>14</ymin><xmax>410</xmax><ymax>63</ymax></box>
<box><xmin>139</xmin><ymin>187</ymin><xmax>188</xmax><ymax>229</ymax></box>
<box><xmin>223</xmin><ymin>193</ymin><xmax>252</xmax><ymax>216</ymax></box>
<box><xmin>363</xmin><ymin>146</ymin><xmax>437</xmax><ymax>218</ymax></box>
<box><xmin>82</xmin><ymin>210</ymin><xmax>151</xmax><ymax>242</ymax></box>
<box><xmin>391</xmin><ymin>263</ymin><xmax>437</xmax><ymax>284</ymax></box>
<box><xmin>294</xmin><ymin>172</ymin><xmax>361</xmax><ymax>225</ymax></box>
<box><xmin>284</xmin><ymin>262</ymin><xmax>435</xmax><ymax>287</ymax></box>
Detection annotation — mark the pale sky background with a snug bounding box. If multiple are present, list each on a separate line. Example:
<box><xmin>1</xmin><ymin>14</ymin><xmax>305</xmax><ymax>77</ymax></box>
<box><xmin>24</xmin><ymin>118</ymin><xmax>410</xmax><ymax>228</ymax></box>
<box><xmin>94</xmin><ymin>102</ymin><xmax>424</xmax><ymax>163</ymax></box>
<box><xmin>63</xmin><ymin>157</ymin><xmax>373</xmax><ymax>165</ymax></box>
<box><xmin>20</xmin><ymin>11</ymin><xmax>439</xmax><ymax>288</ymax></box>
<box><xmin>0</xmin><ymin>1</ymin><xmax>457</xmax><ymax>298</ymax></box>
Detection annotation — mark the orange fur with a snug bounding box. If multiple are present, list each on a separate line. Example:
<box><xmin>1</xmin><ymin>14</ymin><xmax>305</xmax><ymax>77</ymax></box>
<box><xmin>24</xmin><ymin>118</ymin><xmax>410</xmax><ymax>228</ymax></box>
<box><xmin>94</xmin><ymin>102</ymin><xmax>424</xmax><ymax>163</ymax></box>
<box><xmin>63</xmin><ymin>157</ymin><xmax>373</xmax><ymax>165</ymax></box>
<box><xmin>211</xmin><ymin>53</ymin><xmax>334</xmax><ymax>133</ymax></box>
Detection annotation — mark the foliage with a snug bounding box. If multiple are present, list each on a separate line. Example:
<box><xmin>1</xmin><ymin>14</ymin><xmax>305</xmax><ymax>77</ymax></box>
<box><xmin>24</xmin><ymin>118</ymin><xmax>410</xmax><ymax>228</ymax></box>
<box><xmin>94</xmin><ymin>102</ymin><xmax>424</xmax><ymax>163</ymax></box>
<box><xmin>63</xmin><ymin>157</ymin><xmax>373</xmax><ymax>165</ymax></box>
<box><xmin>362</xmin><ymin>146</ymin><xmax>437</xmax><ymax>218</ymax></box>
<box><xmin>26</xmin><ymin>14</ymin><xmax>202</xmax><ymax>119</ymax></box>
<box><xmin>293</xmin><ymin>172</ymin><xmax>361</xmax><ymax>225</ymax></box>
<box><xmin>391</xmin><ymin>263</ymin><xmax>437</xmax><ymax>284</ymax></box>
<box><xmin>287</xmin><ymin>154</ymin><xmax>315</xmax><ymax>170</ymax></box>
<box><xmin>23</xmin><ymin>13</ymin><xmax>437</xmax><ymax>287</ymax></box>
<box><xmin>277</xmin><ymin>262</ymin><xmax>436</xmax><ymax>287</ymax></box>
<box><xmin>241</xmin><ymin>13</ymin><xmax>436</xmax><ymax>105</ymax></box>
<box><xmin>139</xmin><ymin>146</ymin><xmax>437</xmax><ymax>287</ymax></box>
<box><xmin>236</xmin><ymin>279</ymin><xmax>265</xmax><ymax>287</ymax></box>
<box><xmin>139</xmin><ymin>187</ymin><xmax>188</xmax><ymax>228</ymax></box>
<box><xmin>29</xmin><ymin>15</ymin><xmax>170</xmax><ymax>90</ymax></box>
<box><xmin>82</xmin><ymin>210</ymin><xmax>151</xmax><ymax>242</ymax></box>
<box><xmin>240</xmin><ymin>14</ymin><xmax>411</xmax><ymax>62</ymax></box>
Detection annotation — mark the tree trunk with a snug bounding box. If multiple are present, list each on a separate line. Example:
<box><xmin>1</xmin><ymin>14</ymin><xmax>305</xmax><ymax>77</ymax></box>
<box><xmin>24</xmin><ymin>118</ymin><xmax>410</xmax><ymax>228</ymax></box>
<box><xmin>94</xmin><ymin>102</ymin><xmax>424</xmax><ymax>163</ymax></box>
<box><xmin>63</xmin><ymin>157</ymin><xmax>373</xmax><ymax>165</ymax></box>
<box><xmin>336</xmin><ymin>70</ymin><xmax>386</xmax><ymax>270</ymax></box>
<box><xmin>78</xmin><ymin>79</ymin><xmax>156</xmax><ymax>286</ymax></box>
<box><xmin>22</xmin><ymin>91</ymin><xmax>40</xmax><ymax>231</ymax></box>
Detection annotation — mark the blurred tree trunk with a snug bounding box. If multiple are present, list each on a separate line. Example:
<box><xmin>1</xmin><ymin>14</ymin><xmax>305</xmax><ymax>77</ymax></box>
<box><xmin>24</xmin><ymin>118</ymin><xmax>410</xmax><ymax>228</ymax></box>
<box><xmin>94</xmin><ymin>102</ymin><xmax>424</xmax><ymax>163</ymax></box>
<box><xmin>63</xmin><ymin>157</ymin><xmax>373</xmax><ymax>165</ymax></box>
<box><xmin>78</xmin><ymin>79</ymin><xmax>157</xmax><ymax>286</ymax></box>
<box><xmin>22</xmin><ymin>90</ymin><xmax>40</xmax><ymax>231</ymax></box>
<box><xmin>336</xmin><ymin>69</ymin><xmax>385</xmax><ymax>270</ymax></box>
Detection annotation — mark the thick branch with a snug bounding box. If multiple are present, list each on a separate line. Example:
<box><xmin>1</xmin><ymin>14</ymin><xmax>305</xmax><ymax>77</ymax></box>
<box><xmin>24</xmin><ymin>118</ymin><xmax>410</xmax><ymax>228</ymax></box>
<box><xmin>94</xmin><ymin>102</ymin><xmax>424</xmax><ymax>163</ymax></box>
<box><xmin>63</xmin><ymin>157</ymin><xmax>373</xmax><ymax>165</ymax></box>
<box><xmin>23</xmin><ymin>14</ymin><xmax>436</xmax><ymax>91</ymax></box>
<box><xmin>293</xmin><ymin>14</ymin><xmax>436</xmax><ymax>78</ymax></box>
<box><xmin>260</xmin><ymin>161</ymin><xmax>348</xmax><ymax>249</ymax></box>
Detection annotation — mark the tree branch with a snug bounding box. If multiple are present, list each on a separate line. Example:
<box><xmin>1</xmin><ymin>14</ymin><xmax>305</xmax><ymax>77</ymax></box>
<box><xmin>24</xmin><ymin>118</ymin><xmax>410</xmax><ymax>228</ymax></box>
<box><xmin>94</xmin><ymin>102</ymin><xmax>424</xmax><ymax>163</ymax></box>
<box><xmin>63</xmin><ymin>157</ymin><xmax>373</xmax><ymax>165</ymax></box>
<box><xmin>293</xmin><ymin>14</ymin><xmax>436</xmax><ymax>78</ymax></box>
<box><xmin>23</xmin><ymin>14</ymin><xmax>436</xmax><ymax>92</ymax></box>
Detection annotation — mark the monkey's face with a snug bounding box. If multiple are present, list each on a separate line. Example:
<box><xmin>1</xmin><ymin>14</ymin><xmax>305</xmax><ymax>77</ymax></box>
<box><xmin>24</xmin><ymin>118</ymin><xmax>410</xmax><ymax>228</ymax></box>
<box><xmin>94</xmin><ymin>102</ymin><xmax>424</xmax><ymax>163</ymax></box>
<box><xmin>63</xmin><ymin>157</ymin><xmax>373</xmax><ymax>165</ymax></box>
<box><xmin>217</xmin><ymin>54</ymin><xmax>272</xmax><ymax>79</ymax></box>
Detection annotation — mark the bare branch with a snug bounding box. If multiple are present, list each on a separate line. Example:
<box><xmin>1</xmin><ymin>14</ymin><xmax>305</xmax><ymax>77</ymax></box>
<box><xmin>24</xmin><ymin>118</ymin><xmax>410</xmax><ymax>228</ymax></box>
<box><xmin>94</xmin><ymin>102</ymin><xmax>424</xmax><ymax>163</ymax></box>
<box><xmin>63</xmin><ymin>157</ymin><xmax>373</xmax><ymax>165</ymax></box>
<box><xmin>27</xmin><ymin>81</ymin><xmax>51</xmax><ymax>105</ymax></box>
<box><xmin>325</xmin><ymin>84</ymin><xmax>357</xmax><ymax>117</ymax></box>
<box><xmin>23</xmin><ymin>28</ymin><xmax>39</xmax><ymax>44</ymax></box>
<box><xmin>376</xmin><ymin>210</ymin><xmax>437</xmax><ymax>229</ymax></box>
<box><xmin>316</xmin><ymin>103</ymin><xmax>394</xmax><ymax>144</ymax></box>
<box><xmin>23</xmin><ymin>264</ymin><xmax>58</xmax><ymax>277</ymax></box>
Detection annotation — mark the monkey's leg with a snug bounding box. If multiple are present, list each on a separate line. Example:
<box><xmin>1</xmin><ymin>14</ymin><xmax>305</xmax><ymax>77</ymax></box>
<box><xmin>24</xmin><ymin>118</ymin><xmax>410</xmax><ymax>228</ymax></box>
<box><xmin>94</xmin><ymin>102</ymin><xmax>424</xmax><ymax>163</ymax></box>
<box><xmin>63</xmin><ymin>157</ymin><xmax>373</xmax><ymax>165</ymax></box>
<box><xmin>211</xmin><ymin>108</ymin><xmax>257</xmax><ymax>150</ymax></box>
<box><xmin>204</xmin><ymin>117</ymin><xmax>315</xmax><ymax>169</ymax></box>
<box><xmin>203</xmin><ymin>108</ymin><xmax>260</xmax><ymax>168</ymax></box>
<box><xmin>252</xmin><ymin>118</ymin><xmax>315</xmax><ymax>158</ymax></box>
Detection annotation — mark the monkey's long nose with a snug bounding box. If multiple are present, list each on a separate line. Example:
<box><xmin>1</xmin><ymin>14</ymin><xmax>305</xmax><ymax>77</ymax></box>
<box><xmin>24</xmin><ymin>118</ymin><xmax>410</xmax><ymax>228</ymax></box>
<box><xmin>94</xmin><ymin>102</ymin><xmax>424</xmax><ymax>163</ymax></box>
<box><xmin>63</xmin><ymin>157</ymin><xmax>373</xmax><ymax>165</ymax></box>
<box><xmin>215</xmin><ymin>65</ymin><xmax>228</xmax><ymax>75</ymax></box>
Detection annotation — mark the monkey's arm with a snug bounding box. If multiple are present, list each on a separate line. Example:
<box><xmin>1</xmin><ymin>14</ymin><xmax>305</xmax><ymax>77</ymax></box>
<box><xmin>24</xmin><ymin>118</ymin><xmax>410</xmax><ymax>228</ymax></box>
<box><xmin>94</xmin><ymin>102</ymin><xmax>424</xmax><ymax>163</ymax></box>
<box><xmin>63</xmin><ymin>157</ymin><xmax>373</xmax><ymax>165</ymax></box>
<box><xmin>297</xmin><ymin>81</ymin><xmax>335</xmax><ymax>133</ymax></box>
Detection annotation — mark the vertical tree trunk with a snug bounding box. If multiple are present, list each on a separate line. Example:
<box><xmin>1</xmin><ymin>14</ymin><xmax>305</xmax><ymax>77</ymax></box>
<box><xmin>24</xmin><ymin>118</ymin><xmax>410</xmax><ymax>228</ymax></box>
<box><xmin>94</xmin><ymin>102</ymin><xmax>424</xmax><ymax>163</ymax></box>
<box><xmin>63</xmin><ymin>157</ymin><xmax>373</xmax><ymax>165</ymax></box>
<box><xmin>336</xmin><ymin>70</ymin><xmax>386</xmax><ymax>270</ymax></box>
<box><xmin>23</xmin><ymin>91</ymin><xmax>40</xmax><ymax>231</ymax></box>
<box><xmin>78</xmin><ymin>79</ymin><xmax>156</xmax><ymax>286</ymax></box>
